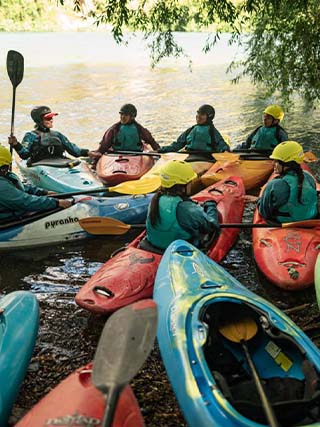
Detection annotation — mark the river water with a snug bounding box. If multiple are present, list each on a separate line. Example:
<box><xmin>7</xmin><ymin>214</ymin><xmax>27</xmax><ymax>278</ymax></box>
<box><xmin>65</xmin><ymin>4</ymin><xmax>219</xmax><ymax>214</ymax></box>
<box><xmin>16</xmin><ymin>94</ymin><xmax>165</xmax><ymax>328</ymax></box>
<box><xmin>0</xmin><ymin>32</ymin><xmax>319</xmax><ymax>426</ymax></box>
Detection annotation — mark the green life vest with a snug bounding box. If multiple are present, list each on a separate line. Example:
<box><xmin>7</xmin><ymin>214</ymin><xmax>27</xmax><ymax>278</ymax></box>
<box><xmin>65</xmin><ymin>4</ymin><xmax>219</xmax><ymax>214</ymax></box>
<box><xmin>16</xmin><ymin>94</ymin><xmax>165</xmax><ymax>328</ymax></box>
<box><xmin>30</xmin><ymin>130</ymin><xmax>64</xmax><ymax>162</ymax></box>
<box><xmin>146</xmin><ymin>195</ymin><xmax>192</xmax><ymax>250</ymax></box>
<box><xmin>251</xmin><ymin>127</ymin><xmax>280</xmax><ymax>151</ymax></box>
<box><xmin>113</xmin><ymin>123</ymin><xmax>142</xmax><ymax>151</ymax></box>
<box><xmin>276</xmin><ymin>171</ymin><xmax>318</xmax><ymax>223</ymax></box>
<box><xmin>186</xmin><ymin>125</ymin><xmax>212</xmax><ymax>152</ymax></box>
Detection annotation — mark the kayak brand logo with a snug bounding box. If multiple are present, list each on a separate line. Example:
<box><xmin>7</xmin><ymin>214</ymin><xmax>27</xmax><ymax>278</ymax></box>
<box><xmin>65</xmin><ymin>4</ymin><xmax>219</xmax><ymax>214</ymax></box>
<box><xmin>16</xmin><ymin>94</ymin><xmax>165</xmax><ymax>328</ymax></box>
<box><xmin>44</xmin><ymin>412</ymin><xmax>100</xmax><ymax>426</ymax></box>
<box><xmin>45</xmin><ymin>216</ymin><xmax>79</xmax><ymax>229</ymax></box>
<box><xmin>284</xmin><ymin>231</ymin><xmax>301</xmax><ymax>253</ymax></box>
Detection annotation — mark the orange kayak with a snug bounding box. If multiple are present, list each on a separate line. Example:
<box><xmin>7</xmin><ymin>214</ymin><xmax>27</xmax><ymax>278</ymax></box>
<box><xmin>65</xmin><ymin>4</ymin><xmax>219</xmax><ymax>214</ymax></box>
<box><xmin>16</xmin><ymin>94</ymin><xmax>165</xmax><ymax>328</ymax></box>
<box><xmin>201</xmin><ymin>153</ymin><xmax>273</xmax><ymax>191</ymax></box>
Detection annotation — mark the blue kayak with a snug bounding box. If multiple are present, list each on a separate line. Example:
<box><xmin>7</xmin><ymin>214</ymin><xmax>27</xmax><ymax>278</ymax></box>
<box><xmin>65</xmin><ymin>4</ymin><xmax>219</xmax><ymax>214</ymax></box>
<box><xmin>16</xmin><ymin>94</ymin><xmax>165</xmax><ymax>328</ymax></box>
<box><xmin>154</xmin><ymin>240</ymin><xmax>320</xmax><ymax>427</ymax></box>
<box><xmin>0</xmin><ymin>193</ymin><xmax>152</xmax><ymax>251</ymax></box>
<box><xmin>16</xmin><ymin>157</ymin><xmax>103</xmax><ymax>193</ymax></box>
<box><xmin>0</xmin><ymin>291</ymin><xmax>39</xmax><ymax>426</ymax></box>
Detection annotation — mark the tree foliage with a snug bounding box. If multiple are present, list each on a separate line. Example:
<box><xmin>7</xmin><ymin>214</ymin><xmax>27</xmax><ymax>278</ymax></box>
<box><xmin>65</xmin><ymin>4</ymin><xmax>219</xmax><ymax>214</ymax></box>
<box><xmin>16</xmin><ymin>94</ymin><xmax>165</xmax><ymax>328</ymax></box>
<box><xmin>60</xmin><ymin>0</ymin><xmax>320</xmax><ymax>105</ymax></box>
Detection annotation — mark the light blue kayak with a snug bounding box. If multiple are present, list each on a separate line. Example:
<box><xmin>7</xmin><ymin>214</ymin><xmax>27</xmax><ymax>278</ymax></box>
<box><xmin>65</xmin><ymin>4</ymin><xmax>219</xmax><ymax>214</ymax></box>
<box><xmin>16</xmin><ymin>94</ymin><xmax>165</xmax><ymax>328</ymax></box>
<box><xmin>0</xmin><ymin>193</ymin><xmax>152</xmax><ymax>251</ymax></box>
<box><xmin>16</xmin><ymin>157</ymin><xmax>103</xmax><ymax>193</ymax></box>
<box><xmin>154</xmin><ymin>240</ymin><xmax>320</xmax><ymax>427</ymax></box>
<box><xmin>0</xmin><ymin>291</ymin><xmax>39</xmax><ymax>426</ymax></box>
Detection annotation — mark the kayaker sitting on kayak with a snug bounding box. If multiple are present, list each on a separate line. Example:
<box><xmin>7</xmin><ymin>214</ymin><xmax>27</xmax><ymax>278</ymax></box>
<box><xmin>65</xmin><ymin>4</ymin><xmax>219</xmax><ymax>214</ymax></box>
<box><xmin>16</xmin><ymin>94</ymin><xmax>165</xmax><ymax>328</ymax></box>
<box><xmin>235</xmin><ymin>104</ymin><xmax>288</xmax><ymax>152</ymax></box>
<box><xmin>0</xmin><ymin>146</ymin><xmax>72</xmax><ymax>222</ymax></box>
<box><xmin>258</xmin><ymin>141</ymin><xmax>318</xmax><ymax>223</ymax></box>
<box><xmin>158</xmin><ymin>104</ymin><xmax>230</xmax><ymax>154</ymax></box>
<box><xmin>8</xmin><ymin>106</ymin><xmax>100</xmax><ymax>166</ymax></box>
<box><xmin>144</xmin><ymin>160</ymin><xmax>220</xmax><ymax>251</ymax></box>
<box><xmin>91</xmin><ymin>103</ymin><xmax>160</xmax><ymax>167</ymax></box>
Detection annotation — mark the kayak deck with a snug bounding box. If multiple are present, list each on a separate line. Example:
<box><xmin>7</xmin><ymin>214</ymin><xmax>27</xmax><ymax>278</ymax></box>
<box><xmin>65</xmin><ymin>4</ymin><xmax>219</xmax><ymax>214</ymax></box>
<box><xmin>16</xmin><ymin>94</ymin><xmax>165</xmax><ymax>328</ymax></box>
<box><xmin>96</xmin><ymin>152</ymin><xmax>155</xmax><ymax>185</ymax></box>
<box><xmin>15</xmin><ymin>363</ymin><xmax>144</xmax><ymax>427</ymax></box>
<box><xmin>16</xmin><ymin>157</ymin><xmax>103</xmax><ymax>193</ymax></box>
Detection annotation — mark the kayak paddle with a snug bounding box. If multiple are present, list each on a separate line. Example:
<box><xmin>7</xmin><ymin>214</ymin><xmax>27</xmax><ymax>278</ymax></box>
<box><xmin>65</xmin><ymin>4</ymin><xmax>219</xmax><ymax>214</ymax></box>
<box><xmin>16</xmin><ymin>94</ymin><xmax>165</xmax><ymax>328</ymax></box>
<box><xmin>219</xmin><ymin>316</ymin><xmax>279</xmax><ymax>427</ymax></box>
<box><xmin>6</xmin><ymin>50</ymin><xmax>24</xmax><ymax>164</ymax></box>
<box><xmin>79</xmin><ymin>216</ymin><xmax>320</xmax><ymax>235</ymax></box>
<box><xmin>92</xmin><ymin>299</ymin><xmax>157</xmax><ymax>427</ymax></box>
<box><xmin>50</xmin><ymin>175</ymin><xmax>161</xmax><ymax>198</ymax></box>
<box><xmin>79</xmin><ymin>217</ymin><xmax>145</xmax><ymax>235</ymax></box>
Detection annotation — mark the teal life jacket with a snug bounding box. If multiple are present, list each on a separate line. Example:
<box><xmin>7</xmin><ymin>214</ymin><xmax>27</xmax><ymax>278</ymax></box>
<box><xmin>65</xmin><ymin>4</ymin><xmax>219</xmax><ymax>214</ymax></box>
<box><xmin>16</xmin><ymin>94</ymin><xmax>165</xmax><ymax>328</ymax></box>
<box><xmin>146</xmin><ymin>195</ymin><xmax>192</xmax><ymax>249</ymax></box>
<box><xmin>113</xmin><ymin>123</ymin><xmax>142</xmax><ymax>151</ymax></box>
<box><xmin>276</xmin><ymin>171</ymin><xmax>318</xmax><ymax>223</ymax></box>
<box><xmin>0</xmin><ymin>173</ymin><xmax>26</xmax><ymax>219</ymax></box>
<box><xmin>186</xmin><ymin>125</ymin><xmax>213</xmax><ymax>152</ymax></box>
<box><xmin>30</xmin><ymin>130</ymin><xmax>64</xmax><ymax>163</ymax></box>
<box><xmin>251</xmin><ymin>126</ymin><xmax>282</xmax><ymax>151</ymax></box>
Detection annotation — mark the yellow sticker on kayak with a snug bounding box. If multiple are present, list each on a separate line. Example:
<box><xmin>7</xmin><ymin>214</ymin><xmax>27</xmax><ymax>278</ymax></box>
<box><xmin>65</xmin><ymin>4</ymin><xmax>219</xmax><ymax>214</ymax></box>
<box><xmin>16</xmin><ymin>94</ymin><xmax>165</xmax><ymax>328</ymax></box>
<box><xmin>275</xmin><ymin>352</ymin><xmax>293</xmax><ymax>372</ymax></box>
<box><xmin>265</xmin><ymin>341</ymin><xmax>293</xmax><ymax>372</ymax></box>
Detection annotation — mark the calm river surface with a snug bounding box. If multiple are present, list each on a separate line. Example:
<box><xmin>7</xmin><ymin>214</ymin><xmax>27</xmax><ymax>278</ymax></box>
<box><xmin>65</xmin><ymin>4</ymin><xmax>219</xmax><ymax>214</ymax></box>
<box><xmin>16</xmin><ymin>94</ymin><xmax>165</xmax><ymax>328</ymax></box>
<box><xmin>0</xmin><ymin>31</ymin><xmax>319</xmax><ymax>426</ymax></box>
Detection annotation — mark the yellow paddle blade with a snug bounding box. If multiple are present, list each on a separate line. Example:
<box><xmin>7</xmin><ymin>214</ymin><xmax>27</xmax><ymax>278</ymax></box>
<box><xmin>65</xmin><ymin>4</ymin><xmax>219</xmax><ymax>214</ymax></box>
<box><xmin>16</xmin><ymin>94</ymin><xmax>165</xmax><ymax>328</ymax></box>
<box><xmin>303</xmin><ymin>151</ymin><xmax>318</xmax><ymax>162</ymax></box>
<box><xmin>212</xmin><ymin>152</ymin><xmax>240</xmax><ymax>162</ymax></box>
<box><xmin>219</xmin><ymin>317</ymin><xmax>258</xmax><ymax>343</ymax></box>
<box><xmin>111</xmin><ymin>176</ymin><xmax>161</xmax><ymax>194</ymax></box>
<box><xmin>79</xmin><ymin>217</ymin><xmax>131</xmax><ymax>235</ymax></box>
<box><xmin>282</xmin><ymin>219</ymin><xmax>320</xmax><ymax>228</ymax></box>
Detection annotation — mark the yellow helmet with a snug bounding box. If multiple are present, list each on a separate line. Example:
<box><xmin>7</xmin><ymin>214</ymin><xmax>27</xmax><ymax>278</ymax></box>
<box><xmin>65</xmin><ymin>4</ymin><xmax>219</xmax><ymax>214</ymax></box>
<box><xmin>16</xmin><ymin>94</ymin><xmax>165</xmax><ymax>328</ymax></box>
<box><xmin>263</xmin><ymin>105</ymin><xmax>284</xmax><ymax>122</ymax></box>
<box><xmin>0</xmin><ymin>145</ymin><xmax>12</xmax><ymax>167</ymax></box>
<box><xmin>160</xmin><ymin>160</ymin><xmax>197</xmax><ymax>188</ymax></box>
<box><xmin>270</xmin><ymin>141</ymin><xmax>304</xmax><ymax>164</ymax></box>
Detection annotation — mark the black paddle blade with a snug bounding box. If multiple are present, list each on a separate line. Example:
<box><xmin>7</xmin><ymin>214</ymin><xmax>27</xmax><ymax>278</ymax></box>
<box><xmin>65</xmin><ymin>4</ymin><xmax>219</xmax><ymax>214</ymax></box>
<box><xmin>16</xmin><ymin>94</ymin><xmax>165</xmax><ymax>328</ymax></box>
<box><xmin>7</xmin><ymin>50</ymin><xmax>24</xmax><ymax>87</ymax></box>
<box><xmin>92</xmin><ymin>299</ymin><xmax>158</xmax><ymax>394</ymax></box>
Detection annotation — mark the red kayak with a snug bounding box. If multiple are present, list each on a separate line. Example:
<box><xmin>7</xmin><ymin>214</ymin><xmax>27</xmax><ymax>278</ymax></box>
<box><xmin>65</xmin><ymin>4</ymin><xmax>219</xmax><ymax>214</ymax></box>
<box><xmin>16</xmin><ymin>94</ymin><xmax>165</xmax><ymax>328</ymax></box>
<box><xmin>96</xmin><ymin>151</ymin><xmax>155</xmax><ymax>185</ymax></box>
<box><xmin>75</xmin><ymin>176</ymin><xmax>245</xmax><ymax>314</ymax></box>
<box><xmin>253</xmin><ymin>166</ymin><xmax>320</xmax><ymax>290</ymax></box>
<box><xmin>15</xmin><ymin>363</ymin><xmax>144</xmax><ymax>427</ymax></box>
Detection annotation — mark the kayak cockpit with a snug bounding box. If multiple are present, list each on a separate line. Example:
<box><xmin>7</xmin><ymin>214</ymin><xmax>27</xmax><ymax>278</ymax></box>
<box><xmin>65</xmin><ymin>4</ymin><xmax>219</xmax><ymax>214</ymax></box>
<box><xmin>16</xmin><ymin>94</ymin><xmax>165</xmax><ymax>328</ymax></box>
<box><xmin>202</xmin><ymin>301</ymin><xmax>320</xmax><ymax>426</ymax></box>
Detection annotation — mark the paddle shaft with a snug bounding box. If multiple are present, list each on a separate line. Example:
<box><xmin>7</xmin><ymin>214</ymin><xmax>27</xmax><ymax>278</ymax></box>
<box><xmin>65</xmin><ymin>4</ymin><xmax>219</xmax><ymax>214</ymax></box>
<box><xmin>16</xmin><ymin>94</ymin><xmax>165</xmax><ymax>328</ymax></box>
<box><xmin>101</xmin><ymin>385</ymin><xmax>120</xmax><ymax>427</ymax></box>
<box><xmin>51</xmin><ymin>187</ymin><xmax>107</xmax><ymax>198</ymax></box>
<box><xmin>108</xmin><ymin>150</ymin><xmax>269</xmax><ymax>160</ymax></box>
<box><xmin>10</xmin><ymin>86</ymin><xmax>16</xmax><ymax>138</ymax></box>
<box><xmin>241</xmin><ymin>340</ymin><xmax>279</xmax><ymax>427</ymax></box>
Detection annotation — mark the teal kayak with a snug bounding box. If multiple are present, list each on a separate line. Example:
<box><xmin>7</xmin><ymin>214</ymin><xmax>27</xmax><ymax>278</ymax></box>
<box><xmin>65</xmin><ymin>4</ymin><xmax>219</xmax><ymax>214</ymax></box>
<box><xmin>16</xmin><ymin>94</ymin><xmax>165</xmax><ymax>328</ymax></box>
<box><xmin>16</xmin><ymin>157</ymin><xmax>103</xmax><ymax>193</ymax></box>
<box><xmin>0</xmin><ymin>291</ymin><xmax>39</xmax><ymax>426</ymax></box>
<box><xmin>316</xmin><ymin>254</ymin><xmax>320</xmax><ymax>310</ymax></box>
<box><xmin>154</xmin><ymin>240</ymin><xmax>320</xmax><ymax>427</ymax></box>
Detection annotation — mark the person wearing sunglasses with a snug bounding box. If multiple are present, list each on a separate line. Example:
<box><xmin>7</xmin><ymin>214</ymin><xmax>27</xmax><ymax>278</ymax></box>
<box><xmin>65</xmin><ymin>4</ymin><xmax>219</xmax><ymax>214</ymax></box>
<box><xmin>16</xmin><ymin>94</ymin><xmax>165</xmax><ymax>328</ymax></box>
<box><xmin>8</xmin><ymin>106</ymin><xmax>100</xmax><ymax>166</ymax></box>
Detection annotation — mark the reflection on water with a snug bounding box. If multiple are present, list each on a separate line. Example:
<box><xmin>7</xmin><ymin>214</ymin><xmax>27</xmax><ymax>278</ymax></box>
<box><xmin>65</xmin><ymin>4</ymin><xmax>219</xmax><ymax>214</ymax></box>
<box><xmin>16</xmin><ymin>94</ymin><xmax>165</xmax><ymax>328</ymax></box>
<box><xmin>0</xmin><ymin>32</ymin><xmax>319</xmax><ymax>303</ymax></box>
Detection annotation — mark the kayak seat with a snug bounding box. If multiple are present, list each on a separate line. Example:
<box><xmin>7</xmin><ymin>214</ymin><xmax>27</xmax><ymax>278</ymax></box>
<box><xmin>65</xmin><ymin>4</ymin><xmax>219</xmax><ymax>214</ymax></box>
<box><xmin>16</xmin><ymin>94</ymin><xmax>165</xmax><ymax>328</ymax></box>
<box><xmin>212</xmin><ymin>362</ymin><xmax>320</xmax><ymax>425</ymax></box>
<box><xmin>228</xmin><ymin>377</ymin><xmax>320</xmax><ymax>425</ymax></box>
<box><xmin>185</xmin><ymin>152</ymin><xmax>216</xmax><ymax>163</ymax></box>
<box><xmin>138</xmin><ymin>238</ymin><xmax>165</xmax><ymax>255</ymax></box>
<box><xmin>27</xmin><ymin>158</ymin><xmax>81</xmax><ymax>168</ymax></box>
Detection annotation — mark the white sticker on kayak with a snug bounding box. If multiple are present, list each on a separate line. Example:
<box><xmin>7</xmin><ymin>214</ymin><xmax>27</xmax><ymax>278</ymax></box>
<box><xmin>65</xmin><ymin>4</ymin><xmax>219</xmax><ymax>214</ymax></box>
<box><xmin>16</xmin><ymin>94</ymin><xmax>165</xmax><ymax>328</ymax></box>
<box><xmin>44</xmin><ymin>412</ymin><xmax>100</xmax><ymax>426</ymax></box>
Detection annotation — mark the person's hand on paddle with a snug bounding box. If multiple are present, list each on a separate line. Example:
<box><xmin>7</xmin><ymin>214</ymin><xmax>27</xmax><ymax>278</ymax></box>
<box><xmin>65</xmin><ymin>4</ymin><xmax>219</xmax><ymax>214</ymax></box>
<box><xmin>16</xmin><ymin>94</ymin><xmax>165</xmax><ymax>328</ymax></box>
<box><xmin>57</xmin><ymin>199</ymin><xmax>73</xmax><ymax>209</ymax></box>
<box><xmin>87</xmin><ymin>150</ymin><xmax>102</xmax><ymax>160</ymax></box>
<box><xmin>8</xmin><ymin>135</ymin><xmax>19</xmax><ymax>146</ymax></box>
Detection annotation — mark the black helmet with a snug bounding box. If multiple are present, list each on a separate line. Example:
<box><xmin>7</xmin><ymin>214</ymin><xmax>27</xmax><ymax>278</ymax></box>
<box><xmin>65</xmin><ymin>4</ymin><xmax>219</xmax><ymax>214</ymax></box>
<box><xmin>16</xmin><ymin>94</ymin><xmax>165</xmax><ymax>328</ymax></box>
<box><xmin>119</xmin><ymin>103</ymin><xmax>137</xmax><ymax>118</ymax></box>
<box><xmin>197</xmin><ymin>104</ymin><xmax>215</xmax><ymax>120</ymax></box>
<box><xmin>31</xmin><ymin>106</ymin><xmax>56</xmax><ymax>124</ymax></box>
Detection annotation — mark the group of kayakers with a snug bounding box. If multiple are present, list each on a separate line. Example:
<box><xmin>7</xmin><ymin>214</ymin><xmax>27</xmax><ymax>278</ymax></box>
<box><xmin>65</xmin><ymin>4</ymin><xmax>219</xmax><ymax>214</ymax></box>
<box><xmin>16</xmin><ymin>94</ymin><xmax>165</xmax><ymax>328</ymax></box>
<box><xmin>0</xmin><ymin>101</ymin><xmax>318</xmax><ymax>249</ymax></box>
